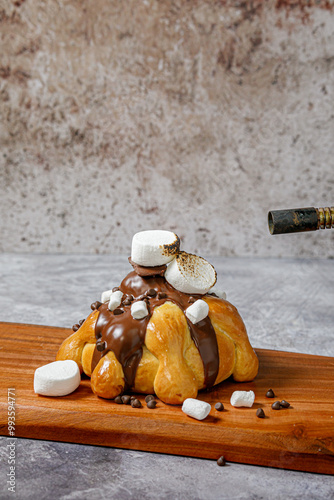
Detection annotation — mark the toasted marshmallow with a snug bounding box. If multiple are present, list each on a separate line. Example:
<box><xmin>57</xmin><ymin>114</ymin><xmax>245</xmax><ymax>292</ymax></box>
<box><xmin>108</xmin><ymin>290</ymin><xmax>123</xmax><ymax>311</ymax></box>
<box><xmin>131</xmin><ymin>230</ymin><xmax>180</xmax><ymax>267</ymax></box>
<box><xmin>165</xmin><ymin>252</ymin><xmax>217</xmax><ymax>294</ymax></box>
<box><xmin>182</xmin><ymin>398</ymin><xmax>211</xmax><ymax>420</ymax></box>
<box><xmin>34</xmin><ymin>360</ymin><xmax>81</xmax><ymax>397</ymax></box>
<box><xmin>131</xmin><ymin>300</ymin><xmax>149</xmax><ymax>320</ymax></box>
<box><xmin>185</xmin><ymin>299</ymin><xmax>209</xmax><ymax>324</ymax></box>
<box><xmin>101</xmin><ymin>289</ymin><xmax>114</xmax><ymax>303</ymax></box>
<box><xmin>230</xmin><ymin>390</ymin><xmax>255</xmax><ymax>408</ymax></box>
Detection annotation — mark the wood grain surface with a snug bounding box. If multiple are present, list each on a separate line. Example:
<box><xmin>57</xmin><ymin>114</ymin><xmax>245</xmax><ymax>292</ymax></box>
<box><xmin>0</xmin><ymin>322</ymin><xmax>333</xmax><ymax>474</ymax></box>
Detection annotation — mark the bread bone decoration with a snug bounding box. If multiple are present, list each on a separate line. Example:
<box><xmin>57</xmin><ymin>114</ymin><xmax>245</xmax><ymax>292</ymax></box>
<box><xmin>56</xmin><ymin>230</ymin><xmax>259</xmax><ymax>404</ymax></box>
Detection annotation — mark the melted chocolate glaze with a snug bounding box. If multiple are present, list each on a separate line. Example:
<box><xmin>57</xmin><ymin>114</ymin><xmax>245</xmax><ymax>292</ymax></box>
<box><xmin>91</xmin><ymin>271</ymin><xmax>219</xmax><ymax>391</ymax></box>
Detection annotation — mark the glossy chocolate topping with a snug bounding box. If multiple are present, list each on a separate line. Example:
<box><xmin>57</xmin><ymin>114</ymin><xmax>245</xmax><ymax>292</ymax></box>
<box><xmin>91</xmin><ymin>271</ymin><xmax>219</xmax><ymax>391</ymax></box>
<box><xmin>128</xmin><ymin>257</ymin><xmax>167</xmax><ymax>277</ymax></box>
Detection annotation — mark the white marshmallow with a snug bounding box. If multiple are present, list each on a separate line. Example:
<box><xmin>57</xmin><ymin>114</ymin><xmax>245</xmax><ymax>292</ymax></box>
<box><xmin>165</xmin><ymin>252</ymin><xmax>217</xmax><ymax>294</ymax></box>
<box><xmin>131</xmin><ymin>300</ymin><xmax>149</xmax><ymax>320</ymax></box>
<box><xmin>185</xmin><ymin>299</ymin><xmax>209</xmax><ymax>324</ymax></box>
<box><xmin>230</xmin><ymin>390</ymin><xmax>255</xmax><ymax>408</ymax></box>
<box><xmin>34</xmin><ymin>360</ymin><xmax>81</xmax><ymax>397</ymax></box>
<box><xmin>209</xmin><ymin>286</ymin><xmax>227</xmax><ymax>300</ymax></box>
<box><xmin>108</xmin><ymin>290</ymin><xmax>123</xmax><ymax>311</ymax></box>
<box><xmin>101</xmin><ymin>289</ymin><xmax>114</xmax><ymax>303</ymax></box>
<box><xmin>182</xmin><ymin>398</ymin><xmax>211</xmax><ymax>421</ymax></box>
<box><xmin>131</xmin><ymin>230</ymin><xmax>180</xmax><ymax>267</ymax></box>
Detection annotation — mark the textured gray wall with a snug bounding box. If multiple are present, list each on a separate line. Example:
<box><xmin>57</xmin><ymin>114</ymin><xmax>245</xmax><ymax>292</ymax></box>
<box><xmin>1</xmin><ymin>0</ymin><xmax>334</xmax><ymax>257</ymax></box>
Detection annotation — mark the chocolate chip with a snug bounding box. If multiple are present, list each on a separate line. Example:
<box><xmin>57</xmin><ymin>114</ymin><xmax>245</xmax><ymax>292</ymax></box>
<box><xmin>130</xmin><ymin>396</ymin><xmax>136</xmax><ymax>402</ymax></box>
<box><xmin>113</xmin><ymin>308</ymin><xmax>124</xmax><ymax>315</ymax></box>
<box><xmin>72</xmin><ymin>324</ymin><xmax>80</xmax><ymax>332</ymax></box>
<box><xmin>147</xmin><ymin>400</ymin><xmax>157</xmax><ymax>409</ymax></box>
<box><xmin>114</xmin><ymin>396</ymin><xmax>123</xmax><ymax>404</ymax></box>
<box><xmin>256</xmin><ymin>408</ymin><xmax>265</xmax><ymax>418</ymax></box>
<box><xmin>121</xmin><ymin>395</ymin><xmax>131</xmax><ymax>405</ymax></box>
<box><xmin>280</xmin><ymin>400</ymin><xmax>290</xmax><ymax>408</ymax></box>
<box><xmin>146</xmin><ymin>288</ymin><xmax>157</xmax><ymax>297</ymax></box>
<box><xmin>145</xmin><ymin>395</ymin><xmax>155</xmax><ymax>403</ymax></box>
<box><xmin>266</xmin><ymin>389</ymin><xmax>275</xmax><ymax>398</ymax></box>
<box><xmin>96</xmin><ymin>341</ymin><xmax>106</xmax><ymax>351</ymax></box>
<box><xmin>127</xmin><ymin>295</ymin><xmax>134</xmax><ymax>302</ymax></box>
<box><xmin>79</xmin><ymin>319</ymin><xmax>85</xmax><ymax>325</ymax></box>
<box><xmin>158</xmin><ymin>292</ymin><xmax>167</xmax><ymax>299</ymax></box>
<box><xmin>217</xmin><ymin>456</ymin><xmax>226</xmax><ymax>466</ymax></box>
<box><xmin>123</xmin><ymin>298</ymin><xmax>132</xmax><ymax>306</ymax></box>
<box><xmin>131</xmin><ymin>399</ymin><xmax>142</xmax><ymax>408</ymax></box>
<box><xmin>188</xmin><ymin>296</ymin><xmax>196</xmax><ymax>304</ymax></box>
<box><xmin>272</xmin><ymin>401</ymin><xmax>281</xmax><ymax>410</ymax></box>
<box><xmin>112</xmin><ymin>287</ymin><xmax>120</xmax><ymax>292</ymax></box>
<box><xmin>215</xmin><ymin>402</ymin><xmax>224</xmax><ymax>411</ymax></box>
<box><xmin>91</xmin><ymin>301</ymin><xmax>102</xmax><ymax>310</ymax></box>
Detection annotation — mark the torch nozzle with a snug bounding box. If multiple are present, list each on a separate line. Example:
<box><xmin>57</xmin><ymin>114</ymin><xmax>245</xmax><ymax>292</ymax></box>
<box><xmin>268</xmin><ymin>207</ymin><xmax>334</xmax><ymax>235</ymax></box>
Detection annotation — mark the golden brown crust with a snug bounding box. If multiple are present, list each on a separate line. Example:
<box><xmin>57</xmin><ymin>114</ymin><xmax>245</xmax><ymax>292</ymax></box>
<box><xmin>91</xmin><ymin>350</ymin><xmax>124</xmax><ymax>399</ymax></box>
<box><xmin>56</xmin><ymin>309</ymin><xmax>98</xmax><ymax>372</ymax></box>
<box><xmin>56</xmin><ymin>296</ymin><xmax>258</xmax><ymax>404</ymax></box>
<box><xmin>204</xmin><ymin>296</ymin><xmax>259</xmax><ymax>382</ymax></box>
<box><xmin>132</xmin><ymin>345</ymin><xmax>159</xmax><ymax>394</ymax></box>
<box><xmin>145</xmin><ymin>302</ymin><xmax>198</xmax><ymax>404</ymax></box>
<box><xmin>81</xmin><ymin>343</ymin><xmax>95</xmax><ymax>376</ymax></box>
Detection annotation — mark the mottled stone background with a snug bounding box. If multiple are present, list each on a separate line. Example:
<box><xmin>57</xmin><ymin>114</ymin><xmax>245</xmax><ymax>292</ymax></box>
<box><xmin>1</xmin><ymin>0</ymin><xmax>333</xmax><ymax>257</ymax></box>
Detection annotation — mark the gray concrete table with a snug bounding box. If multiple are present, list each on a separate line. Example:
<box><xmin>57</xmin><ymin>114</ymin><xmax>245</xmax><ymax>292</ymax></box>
<box><xmin>0</xmin><ymin>254</ymin><xmax>333</xmax><ymax>500</ymax></box>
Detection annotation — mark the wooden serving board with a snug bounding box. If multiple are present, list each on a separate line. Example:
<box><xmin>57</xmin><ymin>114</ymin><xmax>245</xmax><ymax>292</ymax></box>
<box><xmin>0</xmin><ymin>322</ymin><xmax>333</xmax><ymax>474</ymax></box>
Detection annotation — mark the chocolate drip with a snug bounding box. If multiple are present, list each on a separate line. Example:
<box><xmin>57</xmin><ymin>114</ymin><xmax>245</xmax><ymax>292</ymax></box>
<box><xmin>91</xmin><ymin>271</ymin><xmax>219</xmax><ymax>391</ymax></box>
<box><xmin>92</xmin><ymin>305</ymin><xmax>150</xmax><ymax>390</ymax></box>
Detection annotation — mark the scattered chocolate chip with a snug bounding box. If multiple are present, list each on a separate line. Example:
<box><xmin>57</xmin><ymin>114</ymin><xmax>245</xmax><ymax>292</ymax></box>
<box><xmin>121</xmin><ymin>395</ymin><xmax>131</xmax><ymax>405</ymax></box>
<box><xmin>147</xmin><ymin>288</ymin><xmax>157</xmax><ymax>297</ymax></box>
<box><xmin>127</xmin><ymin>294</ymin><xmax>134</xmax><ymax>302</ymax></box>
<box><xmin>266</xmin><ymin>389</ymin><xmax>275</xmax><ymax>398</ymax></box>
<box><xmin>272</xmin><ymin>401</ymin><xmax>281</xmax><ymax>410</ymax></box>
<box><xmin>79</xmin><ymin>319</ymin><xmax>85</xmax><ymax>325</ymax></box>
<box><xmin>112</xmin><ymin>287</ymin><xmax>120</xmax><ymax>292</ymax></box>
<box><xmin>158</xmin><ymin>292</ymin><xmax>167</xmax><ymax>299</ymax></box>
<box><xmin>139</xmin><ymin>294</ymin><xmax>150</xmax><ymax>302</ymax></box>
<box><xmin>280</xmin><ymin>400</ymin><xmax>290</xmax><ymax>408</ymax></box>
<box><xmin>130</xmin><ymin>396</ymin><xmax>136</xmax><ymax>402</ymax></box>
<box><xmin>123</xmin><ymin>298</ymin><xmax>132</xmax><ymax>306</ymax></box>
<box><xmin>188</xmin><ymin>296</ymin><xmax>196</xmax><ymax>304</ymax></box>
<box><xmin>72</xmin><ymin>324</ymin><xmax>80</xmax><ymax>332</ymax></box>
<box><xmin>145</xmin><ymin>395</ymin><xmax>155</xmax><ymax>403</ymax></box>
<box><xmin>131</xmin><ymin>399</ymin><xmax>142</xmax><ymax>408</ymax></box>
<box><xmin>256</xmin><ymin>408</ymin><xmax>265</xmax><ymax>418</ymax></box>
<box><xmin>113</xmin><ymin>308</ymin><xmax>124</xmax><ymax>315</ymax></box>
<box><xmin>114</xmin><ymin>396</ymin><xmax>123</xmax><ymax>404</ymax></box>
<box><xmin>147</xmin><ymin>400</ymin><xmax>157</xmax><ymax>409</ymax></box>
<box><xmin>96</xmin><ymin>341</ymin><xmax>106</xmax><ymax>352</ymax></box>
<box><xmin>217</xmin><ymin>456</ymin><xmax>226</xmax><ymax>467</ymax></box>
<box><xmin>91</xmin><ymin>301</ymin><xmax>102</xmax><ymax>310</ymax></box>
<box><xmin>215</xmin><ymin>402</ymin><xmax>224</xmax><ymax>411</ymax></box>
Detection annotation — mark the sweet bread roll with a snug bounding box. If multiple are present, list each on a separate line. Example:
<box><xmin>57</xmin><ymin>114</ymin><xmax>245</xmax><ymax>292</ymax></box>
<box><xmin>56</xmin><ymin>264</ymin><xmax>258</xmax><ymax>404</ymax></box>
